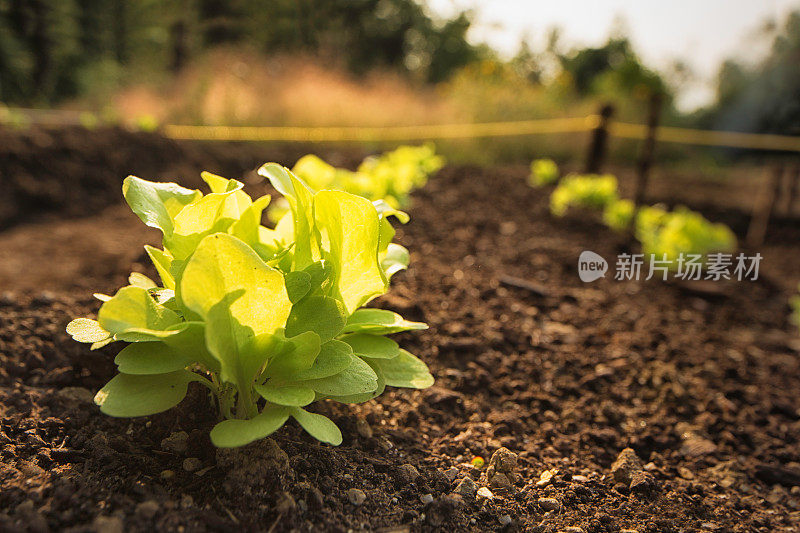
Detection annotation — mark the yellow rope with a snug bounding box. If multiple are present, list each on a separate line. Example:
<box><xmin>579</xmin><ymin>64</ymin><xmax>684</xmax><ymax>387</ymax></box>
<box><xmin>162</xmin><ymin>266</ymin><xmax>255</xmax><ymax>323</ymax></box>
<box><xmin>162</xmin><ymin>117</ymin><xmax>800</xmax><ymax>152</ymax></box>
<box><xmin>611</xmin><ymin>122</ymin><xmax>800</xmax><ymax>152</ymax></box>
<box><xmin>161</xmin><ymin>116</ymin><xmax>593</xmax><ymax>142</ymax></box>
<box><xmin>3</xmin><ymin>105</ymin><xmax>800</xmax><ymax>152</ymax></box>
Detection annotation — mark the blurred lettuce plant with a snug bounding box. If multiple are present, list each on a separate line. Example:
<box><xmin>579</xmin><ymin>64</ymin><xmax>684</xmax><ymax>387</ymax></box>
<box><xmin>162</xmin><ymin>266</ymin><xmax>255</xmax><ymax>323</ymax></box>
<box><xmin>550</xmin><ymin>174</ymin><xmax>619</xmax><ymax>216</ymax></box>
<box><xmin>270</xmin><ymin>144</ymin><xmax>443</xmax><ymax>223</ymax></box>
<box><xmin>527</xmin><ymin>158</ymin><xmax>560</xmax><ymax>187</ymax></box>
<box><xmin>602</xmin><ymin>198</ymin><xmax>635</xmax><ymax>231</ymax></box>
<box><xmin>635</xmin><ymin>205</ymin><xmax>737</xmax><ymax>268</ymax></box>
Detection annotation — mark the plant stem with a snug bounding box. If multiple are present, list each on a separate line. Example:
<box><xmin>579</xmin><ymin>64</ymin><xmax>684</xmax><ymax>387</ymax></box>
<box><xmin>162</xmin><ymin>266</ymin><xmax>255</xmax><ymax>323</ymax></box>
<box><xmin>236</xmin><ymin>384</ymin><xmax>253</xmax><ymax>419</ymax></box>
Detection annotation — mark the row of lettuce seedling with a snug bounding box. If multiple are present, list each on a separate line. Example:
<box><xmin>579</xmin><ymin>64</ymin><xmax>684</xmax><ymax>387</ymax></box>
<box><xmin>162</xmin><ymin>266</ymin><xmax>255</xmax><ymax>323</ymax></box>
<box><xmin>529</xmin><ymin>159</ymin><xmax>738</xmax><ymax>269</ymax></box>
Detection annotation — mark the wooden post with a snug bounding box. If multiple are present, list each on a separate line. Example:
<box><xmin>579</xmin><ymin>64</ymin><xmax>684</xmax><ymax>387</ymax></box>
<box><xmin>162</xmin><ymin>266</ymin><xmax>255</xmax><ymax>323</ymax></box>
<box><xmin>585</xmin><ymin>103</ymin><xmax>615</xmax><ymax>174</ymax></box>
<box><xmin>782</xmin><ymin>164</ymin><xmax>799</xmax><ymax>216</ymax></box>
<box><xmin>633</xmin><ymin>93</ymin><xmax>662</xmax><ymax>208</ymax></box>
<box><xmin>746</xmin><ymin>164</ymin><xmax>784</xmax><ymax>248</ymax></box>
<box><xmin>169</xmin><ymin>19</ymin><xmax>188</xmax><ymax>73</ymax></box>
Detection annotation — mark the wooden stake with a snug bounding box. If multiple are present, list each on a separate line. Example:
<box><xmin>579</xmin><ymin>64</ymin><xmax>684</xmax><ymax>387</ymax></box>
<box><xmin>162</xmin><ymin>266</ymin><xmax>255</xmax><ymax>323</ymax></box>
<box><xmin>585</xmin><ymin>103</ymin><xmax>615</xmax><ymax>174</ymax></box>
<box><xmin>782</xmin><ymin>164</ymin><xmax>799</xmax><ymax>216</ymax></box>
<box><xmin>746</xmin><ymin>164</ymin><xmax>784</xmax><ymax>248</ymax></box>
<box><xmin>633</xmin><ymin>93</ymin><xmax>663</xmax><ymax>208</ymax></box>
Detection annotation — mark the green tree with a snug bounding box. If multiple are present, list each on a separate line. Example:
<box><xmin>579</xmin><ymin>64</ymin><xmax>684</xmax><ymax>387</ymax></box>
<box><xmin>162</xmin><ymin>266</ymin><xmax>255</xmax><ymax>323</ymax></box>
<box><xmin>702</xmin><ymin>10</ymin><xmax>800</xmax><ymax>136</ymax></box>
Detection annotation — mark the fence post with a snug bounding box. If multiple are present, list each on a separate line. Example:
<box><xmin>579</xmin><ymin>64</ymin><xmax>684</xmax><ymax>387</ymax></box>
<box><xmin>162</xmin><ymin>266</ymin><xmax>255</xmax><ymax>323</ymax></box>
<box><xmin>746</xmin><ymin>164</ymin><xmax>784</xmax><ymax>248</ymax></box>
<box><xmin>584</xmin><ymin>103</ymin><xmax>615</xmax><ymax>174</ymax></box>
<box><xmin>782</xmin><ymin>164</ymin><xmax>799</xmax><ymax>216</ymax></box>
<box><xmin>633</xmin><ymin>93</ymin><xmax>662</xmax><ymax>208</ymax></box>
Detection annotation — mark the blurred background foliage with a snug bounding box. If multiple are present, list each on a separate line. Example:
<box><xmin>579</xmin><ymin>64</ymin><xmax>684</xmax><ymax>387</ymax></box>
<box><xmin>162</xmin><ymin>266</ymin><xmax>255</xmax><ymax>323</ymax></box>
<box><xmin>0</xmin><ymin>0</ymin><xmax>799</xmax><ymax>164</ymax></box>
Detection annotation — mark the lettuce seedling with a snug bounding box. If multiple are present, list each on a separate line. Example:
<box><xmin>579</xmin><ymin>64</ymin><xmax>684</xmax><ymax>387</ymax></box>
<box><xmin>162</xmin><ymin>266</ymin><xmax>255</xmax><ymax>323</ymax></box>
<box><xmin>273</xmin><ymin>144</ymin><xmax>442</xmax><ymax>218</ymax></box>
<box><xmin>67</xmin><ymin>167</ymin><xmax>432</xmax><ymax>447</ymax></box>
<box><xmin>550</xmin><ymin>174</ymin><xmax>619</xmax><ymax>216</ymax></box>
<box><xmin>602</xmin><ymin>198</ymin><xmax>635</xmax><ymax>232</ymax></box>
<box><xmin>356</xmin><ymin>144</ymin><xmax>444</xmax><ymax>208</ymax></box>
<box><xmin>635</xmin><ymin>205</ymin><xmax>737</xmax><ymax>268</ymax></box>
<box><xmin>527</xmin><ymin>158</ymin><xmax>559</xmax><ymax>187</ymax></box>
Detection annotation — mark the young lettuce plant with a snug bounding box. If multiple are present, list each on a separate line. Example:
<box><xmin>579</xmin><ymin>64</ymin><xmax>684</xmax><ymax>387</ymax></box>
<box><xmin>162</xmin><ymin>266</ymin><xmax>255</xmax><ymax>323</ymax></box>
<box><xmin>635</xmin><ymin>205</ymin><xmax>737</xmax><ymax>268</ymax></box>
<box><xmin>67</xmin><ymin>166</ymin><xmax>433</xmax><ymax>448</ymax></box>
<box><xmin>527</xmin><ymin>158</ymin><xmax>559</xmax><ymax>187</ymax></box>
<box><xmin>603</xmin><ymin>198</ymin><xmax>635</xmax><ymax>232</ymax></box>
<box><xmin>356</xmin><ymin>143</ymin><xmax>444</xmax><ymax>208</ymax></box>
<box><xmin>550</xmin><ymin>174</ymin><xmax>619</xmax><ymax>217</ymax></box>
<box><xmin>270</xmin><ymin>144</ymin><xmax>443</xmax><ymax>221</ymax></box>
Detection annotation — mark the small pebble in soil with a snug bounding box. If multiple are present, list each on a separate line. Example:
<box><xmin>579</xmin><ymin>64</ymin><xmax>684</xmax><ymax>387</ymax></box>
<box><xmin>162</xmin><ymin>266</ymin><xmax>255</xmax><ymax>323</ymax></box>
<box><xmin>160</xmin><ymin>470</ymin><xmax>175</xmax><ymax>481</ymax></box>
<box><xmin>444</xmin><ymin>467</ymin><xmax>459</xmax><ymax>481</ymax></box>
<box><xmin>681</xmin><ymin>436</ymin><xmax>717</xmax><ymax>457</ymax></box>
<box><xmin>33</xmin><ymin>291</ymin><xmax>55</xmax><ymax>305</ymax></box>
<box><xmin>611</xmin><ymin>448</ymin><xmax>643</xmax><ymax>485</ymax></box>
<box><xmin>347</xmin><ymin>488</ymin><xmax>367</xmax><ymax>506</ymax></box>
<box><xmin>17</xmin><ymin>461</ymin><xmax>45</xmax><ymax>477</ymax></box>
<box><xmin>180</xmin><ymin>495</ymin><xmax>193</xmax><ymax>508</ymax></box>
<box><xmin>536</xmin><ymin>468</ymin><xmax>557</xmax><ymax>487</ymax></box>
<box><xmin>487</xmin><ymin>448</ymin><xmax>519</xmax><ymax>492</ymax></box>
<box><xmin>276</xmin><ymin>492</ymin><xmax>296</xmax><ymax>514</ymax></box>
<box><xmin>476</xmin><ymin>487</ymin><xmax>494</xmax><ymax>500</ymax></box>
<box><xmin>629</xmin><ymin>471</ymin><xmax>657</xmax><ymax>494</ymax></box>
<box><xmin>420</xmin><ymin>493</ymin><xmax>434</xmax><ymax>505</ymax></box>
<box><xmin>356</xmin><ymin>418</ymin><xmax>373</xmax><ymax>438</ymax></box>
<box><xmin>488</xmin><ymin>447</ymin><xmax>518</xmax><ymax>474</ymax></box>
<box><xmin>135</xmin><ymin>500</ymin><xmax>159</xmax><ymax>520</ymax></box>
<box><xmin>0</xmin><ymin>291</ymin><xmax>15</xmax><ymax>306</ymax></box>
<box><xmin>57</xmin><ymin>387</ymin><xmax>94</xmax><ymax>405</ymax></box>
<box><xmin>678</xmin><ymin>466</ymin><xmax>695</xmax><ymax>480</ymax></box>
<box><xmin>183</xmin><ymin>457</ymin><xmax>202</xmax><ymax>472</ymax></box>
<box><xmin>571</xmin><ymin>475</ymin><xmax>588</xmax><ymax>483</ymax></box>
<box><xmin>499</xmin><ymin>514</ymin><xmax>512</xmax><ymax>526</ymax></box>
<box><xmin>454</xmin><ymin>477</ymin><xmax>477</xmax><ymax>500</ymax></box>
<box><xmin>564</xmin><ymin>527</ymin><xmax>584</xmax><ymax>533</ymax></box>
<box><xmin>93</xmin><ymin>515</ymin><xmax>124</xmax><ymax>533</ymax></box>
<box><xmin>538</xmin><ymin>497</ymin><xmax>560</xmax><ymax>511</ymax></box>
<box><xmin>160</xmin><ymin>431</ymin><xmax>189</xmax><ymax>454</ymax></box>
<box><xmin>398</xmin><ymin>464</ymin><xmax>420</xmax><ymax>482</ymax></box>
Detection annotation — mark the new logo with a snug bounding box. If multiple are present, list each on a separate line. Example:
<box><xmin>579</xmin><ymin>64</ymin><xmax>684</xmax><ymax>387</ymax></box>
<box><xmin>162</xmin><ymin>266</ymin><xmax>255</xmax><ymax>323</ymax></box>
<box><xmin>578</xmin><ymin>251</ymin><xmax>608</xmax><ymax>282</ymax></box>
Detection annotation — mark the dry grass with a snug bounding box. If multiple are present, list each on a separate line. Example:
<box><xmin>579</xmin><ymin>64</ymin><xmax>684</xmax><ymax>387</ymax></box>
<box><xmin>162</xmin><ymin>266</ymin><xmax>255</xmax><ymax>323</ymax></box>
<box><xmin>111</xmin><ymin>49</ymin><xmax>457</xmax><ymax>128</ymax></box>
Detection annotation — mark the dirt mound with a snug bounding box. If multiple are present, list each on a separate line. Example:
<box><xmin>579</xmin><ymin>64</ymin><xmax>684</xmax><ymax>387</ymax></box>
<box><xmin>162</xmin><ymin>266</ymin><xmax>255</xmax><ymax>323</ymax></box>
<box><xmin>0</xmin><ymin>125</ymin><xmax>366</xmax><ymax>229</ymax></box>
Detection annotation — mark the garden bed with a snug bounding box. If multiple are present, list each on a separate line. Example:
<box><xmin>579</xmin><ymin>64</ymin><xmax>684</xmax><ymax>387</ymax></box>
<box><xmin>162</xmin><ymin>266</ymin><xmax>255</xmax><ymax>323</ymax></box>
<box><xmin>1</xmin><ymin>129</ymin><xmax>799</xmax><ymax>532</ymax></box>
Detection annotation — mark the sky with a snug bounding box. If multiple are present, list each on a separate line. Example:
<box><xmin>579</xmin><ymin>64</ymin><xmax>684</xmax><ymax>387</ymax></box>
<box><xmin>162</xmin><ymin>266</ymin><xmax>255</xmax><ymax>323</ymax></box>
<box><xmin>426</xmin><ymin>0</ymin><xmax>800</xmax><ymax>110</ymax></box>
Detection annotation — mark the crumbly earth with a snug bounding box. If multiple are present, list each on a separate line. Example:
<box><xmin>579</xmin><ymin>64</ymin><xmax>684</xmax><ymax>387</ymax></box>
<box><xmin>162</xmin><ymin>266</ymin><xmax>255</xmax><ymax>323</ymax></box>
<box><xmin>1</xmin><ymin>127</ymin><xmax>799</xmax><ymax>532</ymax></box>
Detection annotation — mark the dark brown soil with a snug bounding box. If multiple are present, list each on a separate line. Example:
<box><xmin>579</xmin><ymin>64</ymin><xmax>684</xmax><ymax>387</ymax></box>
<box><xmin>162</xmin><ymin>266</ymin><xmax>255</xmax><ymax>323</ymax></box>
<box><xmin>0</xmin><ymin>125</ymin><xmax>367</xmax><ymax>230</ymax></box>
<box><xmin>1</xmin><ymin>127</ymin><xmax>800</xmax><ymax>532</ymax></box>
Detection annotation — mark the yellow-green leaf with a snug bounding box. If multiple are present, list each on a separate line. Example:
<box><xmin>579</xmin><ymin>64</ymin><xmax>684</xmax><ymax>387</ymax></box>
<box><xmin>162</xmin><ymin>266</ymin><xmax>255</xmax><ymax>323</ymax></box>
<box><xmin>94</xmin><ymin>371</ymin><xmax>196</xmax><ymax>417</ymax></box>
<box><xmin>290</xmin><ymin>407</ymin><xmax>342</xmax><ymax>445</ymax></box>
<box><xmin>210</xmin><ymin>406</ymin><xmax>290</xmax><ymax>447</ymax></box>
<box><xmin>313</xmin><ymin>190</ymin><xmax>387</xmax><ymax>314</ymax></box>
<box><xmin>180</xmin><ymin>233</ymin><xmax>292</xmax><ymax>389</ymax></box>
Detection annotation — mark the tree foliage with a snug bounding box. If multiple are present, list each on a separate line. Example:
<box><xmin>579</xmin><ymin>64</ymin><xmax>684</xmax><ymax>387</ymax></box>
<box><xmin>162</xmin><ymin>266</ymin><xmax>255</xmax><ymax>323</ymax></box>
<box><xmin>701</xmin><ymin>10</ymin><xmax>800</xmax><ymax>136</ymax></box>
<box><xmin>0</xmin><ymin>0</ymin><xmax>480</xmax><ymax>104</ymax></box>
